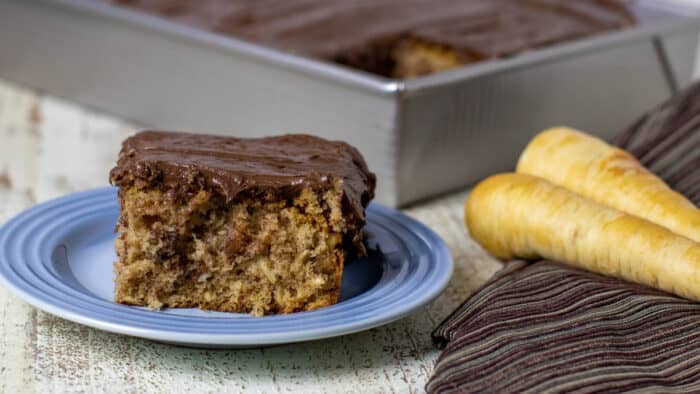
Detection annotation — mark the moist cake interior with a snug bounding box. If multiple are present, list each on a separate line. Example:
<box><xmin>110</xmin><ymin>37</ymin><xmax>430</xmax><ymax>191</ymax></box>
<box><xmin>115</xmin><ymin>185</ymin><xmax>348</xmax><ymax>316</ymax></box>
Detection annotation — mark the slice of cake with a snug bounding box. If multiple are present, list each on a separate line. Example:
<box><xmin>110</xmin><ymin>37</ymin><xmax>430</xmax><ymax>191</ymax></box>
<box><xmin>109</xmin><ymin>131</ymin><xmax>376</xmax><ymax>316</ymax></box>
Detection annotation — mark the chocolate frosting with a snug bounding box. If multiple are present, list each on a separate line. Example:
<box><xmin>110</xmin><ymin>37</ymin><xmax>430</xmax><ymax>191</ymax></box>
<box><xmin>111</xmin><ymin>0</ymin><xmax>634</xmax><ymax>74</ymax></box>
<box><xmin>109</xmin><ymin>131</ymin><xmax>376</xmax><ymax>220</ymax></box>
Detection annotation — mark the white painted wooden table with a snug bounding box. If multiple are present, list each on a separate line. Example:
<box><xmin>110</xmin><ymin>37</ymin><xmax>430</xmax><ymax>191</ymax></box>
<box><xmin>0</xmin><ymin>79</ymin><xmax>502</xmax><ymax>393</ymax></box>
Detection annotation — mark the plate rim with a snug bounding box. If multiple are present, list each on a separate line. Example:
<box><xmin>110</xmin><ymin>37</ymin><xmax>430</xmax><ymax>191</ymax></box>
<box><xmin>0</xmin><ymin>187</ymin><xmax>453</xmax><ymax>346</ymax></box>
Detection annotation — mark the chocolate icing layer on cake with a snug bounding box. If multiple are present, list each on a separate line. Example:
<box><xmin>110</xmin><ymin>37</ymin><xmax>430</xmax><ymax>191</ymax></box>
<box><xmin>110</xmin><ymin>131</ymin><xmax>376</xmax><ymax>221</ymax></box>
<box><xmin>111</xmin><ymin>0</ymin><xmax>635</xmax><ymax>77</ymax></box>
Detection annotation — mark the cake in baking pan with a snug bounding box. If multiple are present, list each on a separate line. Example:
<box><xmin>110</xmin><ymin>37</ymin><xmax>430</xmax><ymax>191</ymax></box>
<box><xmin>112</xmin><ymin>0</ymin><xmax>636</xmax><ymax>78</ymax></box>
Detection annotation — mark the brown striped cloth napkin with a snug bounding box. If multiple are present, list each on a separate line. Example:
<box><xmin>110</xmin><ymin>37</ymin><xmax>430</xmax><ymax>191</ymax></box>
<box><xmin>428</xmin><ymin>81</ymin><xmax>700</xmax><ymax>394</ymax></box>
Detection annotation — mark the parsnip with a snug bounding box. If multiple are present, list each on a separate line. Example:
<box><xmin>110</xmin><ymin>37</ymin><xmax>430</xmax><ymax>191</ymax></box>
<box><xmin>516</xmin><ymin>127</ymin><xmax>700</xmax><ymax>243</ymax></box>
<box><xmin>466</xmin><ymin>173</ymin><xmax>700</xmax><ymax>301</ymax></box>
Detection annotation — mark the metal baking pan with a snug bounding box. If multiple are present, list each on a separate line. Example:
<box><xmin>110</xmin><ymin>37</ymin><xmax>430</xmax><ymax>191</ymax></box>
<box><xmin>0</xmin><ymin>0</ymin><xmax>698</xmax><ymax>207</ymax></box>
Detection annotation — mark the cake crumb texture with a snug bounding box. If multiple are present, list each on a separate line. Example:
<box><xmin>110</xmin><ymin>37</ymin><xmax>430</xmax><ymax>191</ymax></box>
<box><xmin>115</xmin><ymin>184</ymin><xmax>347</xmax><ymax>316</ymax></box>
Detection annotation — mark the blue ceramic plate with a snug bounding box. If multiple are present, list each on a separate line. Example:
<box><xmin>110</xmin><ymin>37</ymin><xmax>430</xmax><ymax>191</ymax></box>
<box><xmin>0</xmin><ymin>187</ymin><xmax>452</xmax><ymax>348</ymax></box>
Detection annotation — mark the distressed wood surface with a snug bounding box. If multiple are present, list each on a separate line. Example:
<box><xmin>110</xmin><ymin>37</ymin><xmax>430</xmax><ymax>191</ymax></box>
<box><xmin>0</xmin><ymin>78</ymin><xmax>502</xmax><ymax>393</ymax></box>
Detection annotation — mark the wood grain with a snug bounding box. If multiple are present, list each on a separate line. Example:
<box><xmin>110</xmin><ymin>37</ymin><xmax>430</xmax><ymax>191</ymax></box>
<box><xmin>0</xmin><ymin>78</ymin><xmax>502</xmax><ymax>393</ymax></box>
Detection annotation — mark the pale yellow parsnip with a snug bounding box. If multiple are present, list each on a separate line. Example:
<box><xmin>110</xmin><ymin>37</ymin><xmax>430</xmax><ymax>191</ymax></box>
<box><xmin>466</xmin><ymin>173</ymin><xmax>700</xmax><ymax>301</ymax></box>
<box><xmin>516</xmin><ymin>127</ymin><xmax>700</xmax><ymax>243</ymax></box>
